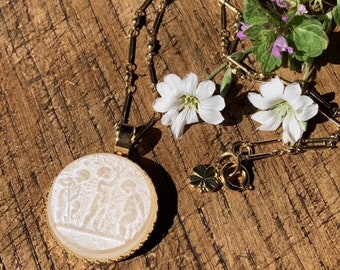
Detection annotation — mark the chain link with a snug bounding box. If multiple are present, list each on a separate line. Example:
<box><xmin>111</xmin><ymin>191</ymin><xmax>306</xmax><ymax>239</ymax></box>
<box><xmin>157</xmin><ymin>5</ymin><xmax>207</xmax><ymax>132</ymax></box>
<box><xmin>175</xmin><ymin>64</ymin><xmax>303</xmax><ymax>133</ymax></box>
<box><xmin>146</xmin><ymin>0</ymin><xmax>169</xmax><ymax>95</ymax></box>
<box><xmin>120</xmin><ymin>0</ymin><xmax>168</xmax><ymax>125</ymax></box>
<box><xmin>115</xmin><ymin>0</ymin><xmax>169</xmax><ymax>155</ymax></box>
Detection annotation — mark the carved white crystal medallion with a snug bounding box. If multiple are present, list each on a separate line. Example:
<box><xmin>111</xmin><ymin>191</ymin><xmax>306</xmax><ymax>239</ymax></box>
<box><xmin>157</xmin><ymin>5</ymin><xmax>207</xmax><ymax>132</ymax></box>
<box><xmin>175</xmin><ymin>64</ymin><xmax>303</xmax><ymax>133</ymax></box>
<box><xmin>46</xmin><ymin>153</ymin><xmax>158</xmax><ymax>262</ymax></box>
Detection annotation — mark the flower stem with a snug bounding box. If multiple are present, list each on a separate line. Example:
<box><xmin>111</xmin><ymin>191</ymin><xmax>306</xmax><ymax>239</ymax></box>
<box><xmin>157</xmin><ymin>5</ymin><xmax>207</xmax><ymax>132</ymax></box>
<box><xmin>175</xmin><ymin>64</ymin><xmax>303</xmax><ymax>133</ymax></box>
<box><xmin>205</xmin><ymin>48</ymin><xmax>253</xmax><ymax>80</ymax></box>
<box><xmin>205</xmin><ymin>63</ymin><xmax>228</xmax><ymax>80</ymax></box>
<box><xmin>302</xmin><ymin>58</ymin><xmax>315</xmax><ymax>82</ymax></box>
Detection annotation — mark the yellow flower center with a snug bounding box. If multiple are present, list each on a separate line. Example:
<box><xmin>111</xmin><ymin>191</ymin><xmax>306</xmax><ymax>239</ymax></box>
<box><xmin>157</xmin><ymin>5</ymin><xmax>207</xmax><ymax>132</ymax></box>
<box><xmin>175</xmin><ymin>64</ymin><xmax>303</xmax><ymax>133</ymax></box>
<box><xmin>180</xmin><ymin>95</ymin><xmax>199</xmax><ymax>110</ymax></box>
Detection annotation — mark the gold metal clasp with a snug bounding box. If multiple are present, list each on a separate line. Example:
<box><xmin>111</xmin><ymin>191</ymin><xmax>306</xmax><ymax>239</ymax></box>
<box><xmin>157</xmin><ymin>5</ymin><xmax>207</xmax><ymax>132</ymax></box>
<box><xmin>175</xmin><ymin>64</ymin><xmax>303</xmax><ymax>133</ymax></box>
<box><xmin>114</xmin><ymin>124</ymin><xmax>136</xmax><ymax>156</ymax></box>
<box><xmin>231</xmin><ymin>138</ymin><xmax>285</xmax><ymax>162</ymax></box>
<box><xmin>293</xmin><ymin>133</ymin><xmax>339</xmax><ymax>152</ymax></box>
<box><xmin>114</xmin><ymin>113</ymin><xmax>160</xmax><ymax>156</ymax></box>
<box><xmin>215</xmin><ymin>152</ymin><xmax>252</xmax><ymax>191</ymax></box>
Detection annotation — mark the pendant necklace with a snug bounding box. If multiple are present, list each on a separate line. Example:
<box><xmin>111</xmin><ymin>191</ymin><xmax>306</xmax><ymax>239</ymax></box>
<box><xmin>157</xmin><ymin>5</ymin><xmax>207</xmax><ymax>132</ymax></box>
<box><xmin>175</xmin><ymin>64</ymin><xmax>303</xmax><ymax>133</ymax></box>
<box><xmin>44</xmin><ymin>0</ymin><xmax>340</xmax><ymax>262</ymax></box>
<box><xmin>46</xmin><ymin>0</ymin><xmax>168</xmax><ymax>262</ymax></box>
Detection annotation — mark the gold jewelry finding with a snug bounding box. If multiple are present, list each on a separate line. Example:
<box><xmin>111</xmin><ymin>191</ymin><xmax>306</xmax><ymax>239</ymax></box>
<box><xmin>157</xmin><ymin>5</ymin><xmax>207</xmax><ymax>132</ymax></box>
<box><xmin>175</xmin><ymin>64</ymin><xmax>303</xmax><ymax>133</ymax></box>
<box><xmin>220</xmin><ymin>163</ymin><xmax>252</xmax><ymax>191</ymax></box>
<box><xmin>114</xmin><ymin>124</ymin><xmax>136</xmax><ymax>156</ymax></box>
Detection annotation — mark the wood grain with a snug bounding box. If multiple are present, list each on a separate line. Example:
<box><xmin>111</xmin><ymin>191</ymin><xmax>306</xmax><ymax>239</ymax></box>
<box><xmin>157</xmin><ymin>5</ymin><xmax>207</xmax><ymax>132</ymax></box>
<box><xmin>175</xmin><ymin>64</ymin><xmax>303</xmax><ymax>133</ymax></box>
<box><xmin>0</xmin><ymin>0</ymin><xmax>339</xmax><ymax>269</ymax></box>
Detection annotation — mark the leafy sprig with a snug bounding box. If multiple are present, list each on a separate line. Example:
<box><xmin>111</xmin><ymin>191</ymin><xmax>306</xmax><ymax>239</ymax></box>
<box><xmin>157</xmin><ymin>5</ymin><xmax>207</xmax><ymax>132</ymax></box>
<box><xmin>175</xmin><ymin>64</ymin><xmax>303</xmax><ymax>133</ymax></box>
<box><xmin>240</xmin><ymin>0</ymin><xmax>339</xmax><ymax>74</ymax></box>
<box><xmin>204</xmin><ymin>0</ymin><xmax>339</xmax><ymax>98</ymax></box>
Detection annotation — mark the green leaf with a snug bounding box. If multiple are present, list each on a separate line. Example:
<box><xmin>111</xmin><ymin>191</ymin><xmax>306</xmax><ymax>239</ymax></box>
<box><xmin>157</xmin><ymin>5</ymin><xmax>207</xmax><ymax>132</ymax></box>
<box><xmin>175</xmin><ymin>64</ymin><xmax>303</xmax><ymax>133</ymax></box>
<box><xmin>251</xmin><ymin>29</ymin><xmax>282</xmax><ymax>73</ymax></box>
<box><xmin>288</xmin><ymin>16</ymin><xmax>329</xmax><ymax>58</ymax></box>
<box><xmin>332</xmin><ymin>3</ymin><xmax>340</xmax><ymax>25</ymax></box>
<box><xmin>243</xmin><ymin>0</ymin><xmax>275</xmax><ymax>26</ymax></box>
<box><xmin>321</xmin><ymin>12</ymin><xmax>334</xmax><ymax>34</ymax></box>
<box><xmin>243</xmin><ymin>24</ymin><xmax>268</xmax><ymax>41</ymax></box>
<box><xmin>220</xmin><ymin>68</ymin><xmax>233</xmax><ymax>98</ymax></box>
<box><xmin>255</xmin><ymin>47</ymin><xmax>282</xmax><ymax>74</ymax></box>
<box><xmin>241</xmin><ymin>0</ymin><xmax>283</xmax><ymax>73</ymax></box>
<box><xmin>292</xmin><ymin>49</ymin><xmax>308</xmax><ymax>62</ymax></box>
<box><xmin>230</xmin><ymin>51</ymin><xmax>247</xmax><ymax>62</ymax></box>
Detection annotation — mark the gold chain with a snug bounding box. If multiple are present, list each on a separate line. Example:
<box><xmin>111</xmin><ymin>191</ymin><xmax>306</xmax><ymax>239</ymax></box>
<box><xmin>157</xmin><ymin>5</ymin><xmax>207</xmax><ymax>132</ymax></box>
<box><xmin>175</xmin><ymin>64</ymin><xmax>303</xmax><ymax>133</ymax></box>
<box><xmin>114</xmin><ymin>0</ymin><xmax>168</xmax><ymax>156</ymax></box>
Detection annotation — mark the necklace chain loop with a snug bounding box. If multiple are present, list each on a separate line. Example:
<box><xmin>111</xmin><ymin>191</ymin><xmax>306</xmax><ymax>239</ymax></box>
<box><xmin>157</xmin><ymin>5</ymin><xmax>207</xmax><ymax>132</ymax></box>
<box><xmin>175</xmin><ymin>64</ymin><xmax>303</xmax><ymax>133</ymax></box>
<box><xmin>115</xmin><ymin>0</ymin><xmax>169</xmax><ymax>156</ymax></box>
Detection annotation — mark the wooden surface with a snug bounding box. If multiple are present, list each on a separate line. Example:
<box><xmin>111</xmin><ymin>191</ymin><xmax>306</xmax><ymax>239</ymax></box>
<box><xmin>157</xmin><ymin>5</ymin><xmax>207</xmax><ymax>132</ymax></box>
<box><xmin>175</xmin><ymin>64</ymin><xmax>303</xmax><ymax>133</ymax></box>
<box><xmin>0</xmin><ymin>0</ymin><xmax>339</xmax><ymax>269</ymax></box>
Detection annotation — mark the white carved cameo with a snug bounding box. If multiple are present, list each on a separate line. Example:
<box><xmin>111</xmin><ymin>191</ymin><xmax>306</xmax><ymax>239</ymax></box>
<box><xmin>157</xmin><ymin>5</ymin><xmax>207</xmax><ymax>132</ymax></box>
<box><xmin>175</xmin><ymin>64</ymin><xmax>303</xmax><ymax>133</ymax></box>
<box><xmin>46</xmin><ymin>153</ymin><xmax>158</xmax><ymax>262</ymax></box>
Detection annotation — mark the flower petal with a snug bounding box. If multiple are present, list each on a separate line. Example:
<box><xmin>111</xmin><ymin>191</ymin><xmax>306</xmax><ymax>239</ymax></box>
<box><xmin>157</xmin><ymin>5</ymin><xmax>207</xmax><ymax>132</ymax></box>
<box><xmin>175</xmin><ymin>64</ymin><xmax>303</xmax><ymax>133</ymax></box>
<box><xmin>296</xmin><ymin>103</ymin><xmax>318</xmax><ymax>121</ymax></box>
<box><xmin>283</xmin><ymin>83</ymin><xmax>301</xmax><ymax>103</ymax></box>
<box><xmin>274</xmin><ymin>35</ymin><xmax>288</xmax><ymax>49</ymax></box>
<box><xmin>300</xmin><ymin>121</ymin><xmax>307</xmax><ymax>132</ymax></box>
<box><xmin>161</xmin><ymin>108</ymin><xmax>179</xmax><ymax>125</ymax></box>
<box><xmin>248</xmin><ymin>92</ymin><xmax>272</xmax><ymax>110</ymax></box>
<box><xmin>199</xmin><ymin>95</ymin><xmax>225</xmax><ymax>111</ymax></box>
<box><xmin>282</xmin><ymin>128</ymin><xmax>293</xmax><ymax>144</ymax></box>
<box><xmin>163</xmin><ymin>74</ymin><xmax>183</xmax><ymax>91</ymax></box>
<box><xmin>153</xmin><ymin>97</ymin><xmax>179</xmax><ymax>113</ymax></box>
<box><xmin>290</xmin><ymin>95</ymin><xmax>313</xmax><ymax>110</ymax></box>
<box><xmin>282</xmin><ymin>114</ymin><xmax>303</xmax><ymax>144</ymax></box>
<box><xmin>171</xmin><ymin>114</ymin><xmax>186</xmax><ymax>139</ymax></box>
<box><xmin>198</xmin><ymin>107</ymin><xmax>224</xmax><ymax>124</ymax></box>
<box><xmin>251</xmin><ymin>110</ymin><xmax>282</xmax><ymax>130</ymax></box>
<box><xmin>272</xmin><ymin>45</ymin><xmax>281</xmax><ymax>58</ymax></box>
<box><xmin>297</xmin><ymin>4</ymin><xmax>308</xmax><ymax>14</ymax></box>
<box><xmin>186</xmin><ymin>108</ymin><xmax>199</xmax><ymax>124</ymax></box>
<box><xmin>287</xmin><ymin>46</ymin><xmax>294</xmax><ymax>54</ymax></box>
<box><xmin>182</xmin><ymin>73</ymin><xmax>199</xmax><ymax>95</ymax></box>
<box><xmin>171</xmin><ymin>108</ymin><xmax>198</xmax><ymax>138</ymax></box>
<box><xmin>260</xmin><ymin>77</ymin><xmax>284</xmax><ymax>101</ymax></box>
<box><xmin>156</xmin><ymin>82</ymin><xmax>172</xmax><ymax>97</ymax></box>
<box><xmin>195</xmin><ymin>80</ymin><xmax>215</xmax><ymax>99</ymax></box>
<box><xmin>237</xmin><ymin>31</ymin><xmax>247</xmax><ymax>40</ymax></box>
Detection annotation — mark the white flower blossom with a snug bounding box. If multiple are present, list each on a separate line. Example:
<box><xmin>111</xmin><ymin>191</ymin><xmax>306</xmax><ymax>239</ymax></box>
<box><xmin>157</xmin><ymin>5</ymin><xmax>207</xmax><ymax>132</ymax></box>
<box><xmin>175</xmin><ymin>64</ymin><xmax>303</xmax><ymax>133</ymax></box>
<box><xmin>153</xmin><ymin>73</ymin><xmax>225</xmax><ymax>138</ymax></box>
<box><xmin>248</xmin><ymin>77</ymin><xmax>318</xmax><ymax>144</ymax></box>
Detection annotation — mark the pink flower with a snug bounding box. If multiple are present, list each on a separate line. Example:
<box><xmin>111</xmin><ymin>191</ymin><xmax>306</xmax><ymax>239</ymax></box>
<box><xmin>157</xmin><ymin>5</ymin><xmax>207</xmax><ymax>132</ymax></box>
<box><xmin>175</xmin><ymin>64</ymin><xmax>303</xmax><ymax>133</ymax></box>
<box><xmin>282</xmin><ymin>14</ymin><xmax>289</xmax><ymax>23</ymax></box>
<box><xmin>271</xmin><ymin>0</ymin><xmax>289</xmax><ymax>8</ymax></box>
<box><xmin>237</xmin><ymin>23</ymin><xmax>251</xmax><ymax>40</ymax></box>
<box><xmin>272</xmin><ymin>35</ymin><xmax>294</xmax><ymax>58</ymax></box>
<box><xmin>297</xmin><ymin>4</ymin><xmax>308</xmax><ymax>14</ymax></box>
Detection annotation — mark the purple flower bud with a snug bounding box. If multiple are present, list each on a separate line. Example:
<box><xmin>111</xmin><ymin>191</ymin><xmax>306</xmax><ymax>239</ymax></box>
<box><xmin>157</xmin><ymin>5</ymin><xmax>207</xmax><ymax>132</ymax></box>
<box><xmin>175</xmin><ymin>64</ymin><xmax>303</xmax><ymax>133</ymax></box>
<box><xmin>271</xmin><ymin>0</ymin><xmax>289</xmax><ymax>8</ymax></box>
<box><xmin>272</xmin><ymin>35</ymin><xmax>294</xmax><ymax>58</ymax></box>
<box><xmin>282</xmin><ymin>14</ymin><xmax>289</xmax><ymax>22</ymax></box>
<box><xmin>236</xmin><ymin>22</ymin><xmax>251</xmax><ymax>40</ymax></box>
<box><xmin>297</xmin><ymin>4</ymin><xmax>308</xmax><ymax>14</ymax></box>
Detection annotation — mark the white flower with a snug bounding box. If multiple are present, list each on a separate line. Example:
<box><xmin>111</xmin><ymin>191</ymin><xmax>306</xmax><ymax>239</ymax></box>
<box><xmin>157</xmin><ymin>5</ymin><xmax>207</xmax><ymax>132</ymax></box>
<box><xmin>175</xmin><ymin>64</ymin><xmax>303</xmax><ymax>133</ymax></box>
<box><xmin>248</xmin><ymin>76</ymin><xmax>318</xmax><ymax>144</ymax></box>
<box><xmin>153</xmin><ymin>73</ymin><xmax>225</xmax><ymax>138</ymax></box>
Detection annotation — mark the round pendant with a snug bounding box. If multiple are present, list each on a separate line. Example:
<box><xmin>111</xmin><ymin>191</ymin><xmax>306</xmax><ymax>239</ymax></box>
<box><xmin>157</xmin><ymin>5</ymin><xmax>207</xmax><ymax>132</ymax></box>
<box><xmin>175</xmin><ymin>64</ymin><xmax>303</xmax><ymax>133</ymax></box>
<box><xmin>46</xmin><ymin>153</ymin><xmax>158</xmax><ymax>262</ymax></box>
